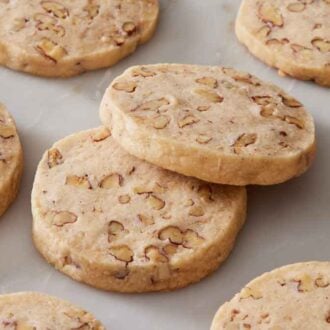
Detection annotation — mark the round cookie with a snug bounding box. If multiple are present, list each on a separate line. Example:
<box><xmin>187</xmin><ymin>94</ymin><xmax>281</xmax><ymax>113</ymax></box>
<box><xmin>0</xmin><ymin>292</ymin><xmax>104</xmax><ymax>329</ymax></box>
<box><xmin>236</xmin><ymin>0</ymin><xmax>330</xmax><ymax>86</ymax></box>
<box><xmin>0</xmin><ymin>0</ymin><xmax>159</xmax><ymax>77</ymax></box>
<box><xmin>100</xmin><ymin>64</ymin><xmax>316</xmax><ymax>186</ymax></box>
<box><xmin>0</xmin><ymin>104</ymin><xmax>23</xmax><ymax>217</ymax></box>
<box><xmin>31</xmin><ymin>127</ymin><xmax>246</xmax><ymax>292</ymax></box>
<box><xmin>211</xmin><ymin>262</ymin><xmax>330</xmax><ymax>329</ymax></box>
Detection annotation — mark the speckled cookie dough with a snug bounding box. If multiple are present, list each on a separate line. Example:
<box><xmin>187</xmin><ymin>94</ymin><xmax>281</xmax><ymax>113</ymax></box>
<box><xmin>211</xmin><ymin>262</ymin><xmax>330</xmax><ymax>329</ymax></box>
<box><xmin>0</xmin><ymin>0</ymin><xmax>159</xmax><ymax>77</ymax></box>
<box><xmin>0</xmin><ymin>104</ymin><xmax>23</xmax><ymax>217</ymax></box>
<box><xmin>32</xmin><ymin>127</ymin><xmax>246</xmax><ymax>292</ymax></box>
<box><xmin>100</xmin><ymin>63</ymin><xmax>316</xmax><ymax>186</ymax></box>
<box><xmin>0</xmin><ymin>292</ymin><xmax>104</xmax><ymax>329</ymax></box>
<box><xmin>236</xmin><ymin>0</ymin><xmax>330</xmax><ymax>86</ymax></box>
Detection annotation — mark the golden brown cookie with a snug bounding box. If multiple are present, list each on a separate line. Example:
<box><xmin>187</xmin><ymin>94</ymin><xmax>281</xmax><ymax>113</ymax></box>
<box><xmin>32</xmin><ymin>127</ymin><xmax>246</xmax><ymax>292</ymax></box>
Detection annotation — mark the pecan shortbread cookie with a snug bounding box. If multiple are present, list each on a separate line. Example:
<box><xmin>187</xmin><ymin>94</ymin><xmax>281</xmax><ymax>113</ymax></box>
<box><xmin>0</xmin><ymin>292</ymin><xmax>104</xmax><ymax>329</ymax></box>
<box><xmin>236</xmin><ymin>0</ymin><xmax>330</xmax><ymax>86</ymax></box>
<box><xmin>0</xmin><ymin>0</ymin><xmax>159</xmax><ymax>77</ymax></box>
<box><xmin>211</xmin><ymin>262</ymin><xmax>330</xmax><ymax>329</ymax></box>
<box><xmin>0</xmin><ymin>105</ymin><xmax>23</xmax><ymax>217</ymax></box>
<box><xmin>100</xmin><ymin>64</ymin><xmax>316</xmax><ymax>186</ymax></box>
<box><xmin>32</xmin><ymin>127</ymin><xmax>246</xmax><ymax>292</ymax></box>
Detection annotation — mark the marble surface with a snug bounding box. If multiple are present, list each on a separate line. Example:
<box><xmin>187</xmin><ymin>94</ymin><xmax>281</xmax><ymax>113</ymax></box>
<box><xmin>0</xmin><ymin>1</ymin><xmax>329</xmax><ymax>329</ymax></box>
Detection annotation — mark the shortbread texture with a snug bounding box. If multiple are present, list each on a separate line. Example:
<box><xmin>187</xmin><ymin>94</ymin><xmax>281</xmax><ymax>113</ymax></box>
<box><xmin>0</xmin><ymin>0</ymin><xmax>159</xmax><ymax>77</ymax></box>
<box><xmin>32</xmin><ymin>127</ymin><xmax>246</xmax><ymax>292</ymax></box>
<box><xmin>211</xmin><ymin>262</ymin><xmax>330</xmax><ymax>329</ymax></box>
<box><xmin>0</xmin><ymin>292</ymin><xmax>104</xmax><ymax>329</ymax></box>
<box><xmin>0</xmin><ymin>105</ymin><xmax>23</xmax><ymax>217</ymax></box>
<box><xmin>236</xmin><ymin>0</ymin><xmax>330</xmax><ymax>86</ymax></box>
<box><xmin>100</xmin><ymin>64</ymin><xmax>316</xmax><ymax>186</ymax></box>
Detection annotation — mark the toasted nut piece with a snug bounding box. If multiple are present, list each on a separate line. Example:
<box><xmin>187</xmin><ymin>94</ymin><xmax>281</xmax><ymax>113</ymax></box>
<box><xmin>113</xmin><ymin>268</ymin><xmax>129</xmax><ymax>279</ymax></box>
<box><xmin>159</xmin><ymin>226</ymin><xmax>183</xmax><ymax>245</ymax></box>
<box><xmin>255</xmin><ymin>25</ymin><xmax>271</xmax><ymax>38</ymax></box>
<box><xmin>194</xmin><ymin>89</ymin><xmax>224</xmax><ymax>103</ymax></box>
<box><xmin>12</xmin><ymin>17</ymin><xmax>27</xmax><ymax>31</ymax></box>
<box><xmin>48</xmin><ymin>148</ymin><xmax>63</xmax><ymax>168</ymax></box>
<box><xmin>133</xmin><ymin>186</ymin><xmax>153</xmax><ymax>194</ymax></box>
<box><xmin>163</xmin><ymin>244</ymin><xmax>178</xmax><ymax>256</ymax></box>
<box><xmin>153</xmin><ymin>115</ymin><xmax>170</xmax><ymax>129</ymax></box>
<box><xmin>222</xmin><ymin>80</ymin><xmax>236</xmax><ymax>89</ymax></box>
<box><xmin>148</xmin><ymin>195</ymin><xmax>165</xmax><ymax>210</ymax></box>
<box><xmin>280</xmin><ymin>94</ymin><xmax>302</xmax><ymax>108</ymax></box>
<box><xmin>240</xmin><ymin>286</ymin><xmax>263</xmax><ymax>299</ymax></box>
<box><xmin>112</xmin><ymin>81</ymin><xmax>137</xmax><ymax>93</ymax></box>
<box><xmin>252</xmin><ymin>96</ymin><xmax>274</xmax><ymax>106</ymax></box>
<box><xmin>295</xmin><ymin>274</ymin><xmax>314</xmax><ymax>292</ymax></box>
<box><xmin>53</xmin><ymin>211</ymin><xmax>77</xmax><ymax>226</ymax></box>
<box><xmin>197</xmin><ymin>105</ymin><xmax>210</xmax><ymax>112</ymax></box>
<box><xmin>291</xmin><ymin>44</ymin><xmax>313</xmax><ymax>60</ymax></box>
<box><xmin>312</xmin><ymin>38</ymin><xmax>330</xmax><ymax>53</ymax></box>
<box><xmin>99</xmin><ymin>173</ymin><xmax>123</xmax><ymax>189</ymax></box>
<box><xmin>184</xmin><ymin>199</ymin><xmax>194</xmax><ymax>206</ymax></box>
<box><xmin>66</xmin><ymin>175</ymin><xmax>91</xmax><ymax>189</ymax></box>
<box><xmin>284</xmin><ymin>116</ymin><xmax>304</xmax><ymax>129</ymax></box>
<box><xmin>145</xmin><ymin>246</ymin><xmax>168</xmax><ymax>263</ymax></box>
<box><xmin>34</xmin><ymin>13</ymin><xmax>56</xmax><ymax>23</ymax></box>
<box><xmin>315</xmin><ymin>276</ymin><xmax>330</xmax><ymax>288</ymax></box>
<box><xmin>118</xmin><ymin>194</ymin><xmax>130</xmax><ymax>204</ymax></box>
<box><xmin>153</xmin><ymin>182</ymin><xmax>167</xmax><ymax>194</ymax></box>
<box><xmin>113</xmin><ymin>35</ymin><xmax>125</xmax><ymax>46</ymax></box>
<box><xmin>92</xmin><ymin>127</ymin><xmax>111</xmax><ymax>142</ymax></box>
<box><xmin>258</xmin><ymin>3</ymin><xmax>283</xmax><ymax>27</ymax></box>
<box><xmin>84</xmin><ymin>3</ymin><xmax>100</xmax><ymax>19</ymax></box>
<box><xmin>136</xmin><ymin>98</ymin><xmax>169</xmax><ymax>111</ymax></box>
<box><xmin>287</xmin><ymin>2</ymin><xmax>306</xmax><ymax>12</ymax></box>
<box><xmin>132</xmin><ymin>67</ymin><xmax>156</xmax><ymax>77</ymax></box>
<box><xmin>265</xmin><ymin>39</ymin><xmax>288</xmax><ymax>47</ymax></box>
<box><xmin>36</xmin><ymin>38</ymin><xmax>67</xmax><ymax>62</ymax></box>
<box><xmin>189</xmin><ymin>205</ymin><xmax>205</xmax><ymax>217</ymax></box>
<box><xmin>196</xmin><ymin>134</ymin><xmax>212</xmax><ymax>144</ymax></box>
<box><xmin>233</xmin><ymin>133</ymin><xmax>257</xmax><ymax>154</ymax></box>
<box><xmin>196</xmin><ymin>77</ymin><xmax>218</xmax><ymax>88</ymax></box>
<box><xmin>178</xmin><ymin>115</ymin><xmax>200</xmax><ymax>128</ymax></box>
<box><xmin>198</xmin><ymin>184</ymin><xmax>213</xmax><ymax>201</ymax></box>
<box><xmin>260</xmin><ymin>104</ymin><xmax>275</xmax><ymax>118</ymax></box>
<box><xmin>183</xmin><ymin>229</ymin><xmax>204</xmax><ymax>248</ymax></box>
<box><xmin>0</xmin><ymin>125</ymin><xmax>15</xmax><ymax>138</ymax></box>
<box><xmin>138</xmin><ymin>213</ymin><xmax>154</xmax><ymax>225</ymax></box>
<box><xmin>109</xmin><ymin>245</ymin><xmax>133</xmax><ymax>262</ymax></box>
<box><xmin>41</xmin><ymin>1</ymin><xmax>69</xmax><ymax>19</ymax></box>
<box><xmin>108</xmin><ymin>221</ymin><xmax>124</xmax><ymax>238</ymax></box>
<box><xmin>122</xmin><ymin>22</ymin><xmax>136</xmax><ymax>35</ymax></box>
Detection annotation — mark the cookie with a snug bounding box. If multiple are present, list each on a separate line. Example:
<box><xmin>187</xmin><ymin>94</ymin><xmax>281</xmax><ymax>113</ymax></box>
<box><xmin>211</xmin><ymin>262</ymin><xmax>330</xmax><ymax>329</ymax></box>
<box><xmin>236</xmin><ymin>0</ymin><xmax>330</xmax><ymax>86</ymax></box>
<box><xmin>100</xmin><ymin>64</ymin><xmax>316</xmax><ymax>186</ymax></box>
<box><xmin>0</xmin><ymin>104</ymin><xmax>23</xmax><ymax>217</ymax></box>
<box><xmin>0</xmin><ymin>292</ymin><xmax>104</xmax><ymax>329</ymax></box>
<box><xmin>31</xmin><ymin>127</ymin><xmax>246</xmax><ymax>292</ymax></box>
<box><xmin>0</xmin><ymin>0</ymin><xmax>159</xmax><ymax>77</ymax></box>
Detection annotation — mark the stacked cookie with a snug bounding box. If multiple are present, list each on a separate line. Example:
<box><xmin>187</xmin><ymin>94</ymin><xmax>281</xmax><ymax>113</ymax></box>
<box><xmin>31</xmin><ymin>63</ymin><xmax>316</xmax><ymax>293</ymax></box>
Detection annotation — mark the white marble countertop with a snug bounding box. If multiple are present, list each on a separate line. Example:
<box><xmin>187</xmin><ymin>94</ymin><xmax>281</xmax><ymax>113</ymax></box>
<box><xmin>0</xmin><ymin>1</ymin><xmax>329</xmax><ymax>329</ymax></box>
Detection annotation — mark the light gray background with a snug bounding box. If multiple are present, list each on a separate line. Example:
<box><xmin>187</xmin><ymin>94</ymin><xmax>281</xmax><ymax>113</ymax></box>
<box><xmin>0</xmin><ymin>0</ymin><xmax>329</xmax><ymax>329</ymax></box>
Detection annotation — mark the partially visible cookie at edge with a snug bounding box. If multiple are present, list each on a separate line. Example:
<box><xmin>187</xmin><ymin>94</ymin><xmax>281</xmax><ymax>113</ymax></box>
<box><xmin>211</xmin><ymin>261</ymin><xmax>330</xmax><ymax>329</ymax></box>
<box><xmin>0</xmin><ymin>0</ymin><xmax>159</xmax><ymax>77</ymax></box>
<box><xmin>32</xmin><ymin>127</ymin><xmax>246</xmax><ymax>292</ymax></box>
<box><xmin>0</xmin><ymin>104</ymin><xmax>23</xmax><ymax>217</ymax></box>
<box><xmin>236</xmin><ymin>0</ymin><xmax>330</xmax><ymax>86</ymax></box>
<box><xmin>100</xmin><ymin>63</ymin><xmax>316</xmax><ymax>186</ymax></box>
<box><xmin>0</xmin><ymin>292</ymin><xmax>104</xmax><ymax>329</ymax></box>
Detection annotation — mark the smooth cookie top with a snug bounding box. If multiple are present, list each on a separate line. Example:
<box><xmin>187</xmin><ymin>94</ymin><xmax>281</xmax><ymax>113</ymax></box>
<box><xmin>32</xmin><ymin>127</ymin><xmax>245</xmax><ymax>281</ymax></box>
<box><xmin>211</xmin><ymin>262</ymin><xmax>330</xmax><ymax>329</ymax></box>
<box><xmin>0</xmin><ymin>292</ymin><xmax>104</xmax><ymax>329</ymax></box>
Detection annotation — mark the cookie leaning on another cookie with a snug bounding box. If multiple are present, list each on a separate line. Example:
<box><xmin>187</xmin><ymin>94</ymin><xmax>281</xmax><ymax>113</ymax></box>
<box><xmin>100</xmin><ymin>64</ymin><xmax>316</xmax><ymax>186</ymax></box>
<box><xmin>32</xmin><ymin>127</ymin><xmax>246</xmax><ymax>292</ymax></box>
<box><xmin>0</xmin><ymin>104</ymin><xmax>23</xmax><ymax>217</ymax></box>
<box><xmin>236</xmin><ymin>0</ymin><xmax>330</xmax><ymax>86</ymax></box>
<box><xmin>0</xmin><ymin>0</ymin><xmax>159</xmax><ymax>77</ymax></box>
<box><xmin>211</xmin><ymin>261</ymin><xmax>330</xmax><ymax>329</ymax></box>
<box><xmin>0</xmin><ymin>292</ymin><xmax>104</xmax><ymax>329</ymax></box>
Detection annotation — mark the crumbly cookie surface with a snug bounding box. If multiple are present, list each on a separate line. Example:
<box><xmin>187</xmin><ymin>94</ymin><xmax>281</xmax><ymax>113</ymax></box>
<box><xmin>0</xmin><ymin>104</ymin><xmax>23</xmax><ymax>217</ymax></box>
<box><xmin>32</xmin><ymin>127</ymin><xmax>246</xmax><ymax>292</ymax></box>
<box><xmin>100</xmin><ymin>64</ymin><xmax>316</xmax><ymax>186</ymax></box>
<box><xmin>236</xmin><ymin>0</ymin><xmax>330</xmax><ymax>86</ymax></box>
<box><xmin>0</xmin><ymin>0</ymin><xmax>159</xmax><ymax>77</ymax></box>
<box><xmin>0</xmin><ymin>292</ymin><xmax>104</xmax><ymax>329</ymax></box>
<box><xmin>211</xmin><ymin>262</ymin><xmax>330</xmax><ymax>330</ymax></box>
